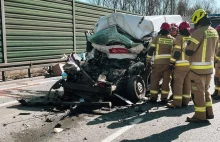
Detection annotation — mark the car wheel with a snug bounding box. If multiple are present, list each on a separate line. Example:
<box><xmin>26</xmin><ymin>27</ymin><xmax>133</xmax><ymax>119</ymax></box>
<box><xmin>127</xmin><ymin>75</ymin><xmax>146</xmax><ymax>103</ymax></box>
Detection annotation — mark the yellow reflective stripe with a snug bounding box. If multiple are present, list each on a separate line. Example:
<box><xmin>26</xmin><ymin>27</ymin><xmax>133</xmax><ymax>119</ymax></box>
<box><xmin>182</xmin><ymin>50</ymin><xmax>185</xmax><ymax>60</ymax></box>
<box><xmin>183</xmin><ymin>37</ymin><xmax>191</xmax><ymax>41</ymax></box>
<box><xmin>202</xmin><ymin>39</ymin><xmax>207</xmax><ymax>62</ymax></box>
<box><xmin>190</xmin><ymin>38</ymin><xmax>199</xmax><ymax>45</ymax></box>
<box><xmin>150</xmin><ymin>90</ymin><xmax>158</xmax><ymax>94</ymax></box>
<box><xmin>161</xmin><ymin>90</ymin><xmax>169</xmax><ymax>94</ymax></box>
<box><xmin>151</xmin><ymin>43</ymin><xmax>156</xmax><ymax>47</ymax></box>
<box><xmin>158</xmin><ymin>38</ymin><xmax>173</xmax><ymax>45</ymax></box>
<box><xmin>174</xmin><ymin>45</ymin><xmax>181</xmax><ymax>49</ymax></box>
<box><xmin>175</xmin><ymin>63</ymin><xmax>190</xmax><ymax>66</ymax></box>
<box><xmin>206</xmin><ymin>102</ymin><xmax>212</xmax><ymax>107</ymax></box>
<box><xmin>170</xmin><ymin>58</ymin><xmax>176</xmax><ymax>62</ymax></box>
<box><xmin>156</xmin><ymin>44</ymin><xmax>159</xmax><ymax>55</ymax></box>
<box><xmin>191</xmin><ymin>62</ymin><xmax>212</xmax><ymax>65</ymax></box>
<box><xmin>215</xmin><ymin>54</ymin><xmax>220</xmax><ymax>60</ymax></box>
<box><xmin>205</xmin><ymin>30</ymin><xmax>218</xmax><ymax>38</ymax></box>
<box><xmin>215</xmin><ymin>86</ymin><xmax>220</xmax><ymax>90</ymax></box>
<box><xmin>182</xmin><ymin>36</ymin><xmax>191</xmax><ymax>60</ymax></box>
<box><xmin>195</xmin><ymin>106</ymin><xmax>206</xmax><ymax>112</ymax></box>
<box><xmin>190</xmin><ymin>65</ymin><xmax>213</xmax><ymax>69</ymax></box>
<box><xmin>183</xmin><ymin>94</ymin><xmax>191</xmax><ymax>98</ymax></box>
<box><xmin>173</xmin><ymin>96</ymin><xmax>182</xmax><ymax>100</ymax></box>
<box><xmin>155</xmin><ymin>55</ymin><xmax>171</xmax><ymax>60</ymax></box>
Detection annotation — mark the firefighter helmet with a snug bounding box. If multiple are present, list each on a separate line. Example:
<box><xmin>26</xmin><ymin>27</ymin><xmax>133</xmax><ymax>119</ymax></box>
<box><xmin>216</xmin><ymin>25</ymin><xmax>220</xmax><ymax>31</ymax></box>
<box><xmin>179</xmin><ymin>21</ymin><xmax>190</xmax><ymax>32</ymax></box>
<box><xmin>160</xmin><ymin>22</ymin><xmax>170</xmax><ymax>31</ymax></box>
<box><xmin>170</xmin><ymin>23</ymin><xmax>178</xmax><ymax>30</ymax></box>
<box><xmin>191</xmin><ymin>9</ymin><xmax>207</xmax><ymax>24</ymax></box>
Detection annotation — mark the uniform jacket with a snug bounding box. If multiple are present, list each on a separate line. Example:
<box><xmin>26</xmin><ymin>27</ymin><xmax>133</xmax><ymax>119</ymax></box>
<box><xmin>170</xmin><ymin>35</ymin><xmax>191</xmax><ymax>71</ymax></box>
<box><xmin>147</xmin><ymin>34</ymin><xmax>174</xmax><ymax>64</ymax></box>
<box><xmin>185</xmin><ymin>26</ymin><xmax>219</xmax><ymax>75</ymax></box>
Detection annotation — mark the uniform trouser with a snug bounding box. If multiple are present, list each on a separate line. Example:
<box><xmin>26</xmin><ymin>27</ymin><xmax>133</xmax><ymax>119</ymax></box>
<box><xmin>150</xmin><ymin>64</ymin><xmax>171</xmax><ymax>101</ymax></box>
<box><xmin>172</xmin><ymin>69</ymin><xmax>191</xmax><ymax>107</ymax></box>
<box><xmin>189</xmin><ymin>72</ymin><xmax>214</xmax><ymax>120</ymax></box>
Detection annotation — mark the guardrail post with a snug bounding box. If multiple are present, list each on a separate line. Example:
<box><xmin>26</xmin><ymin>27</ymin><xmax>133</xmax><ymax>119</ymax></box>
<box><xmin>1</xmin><ymin>0</ymin><xmax>7</xmax><ymax>81</ymax></box>
<box><xmin>73</xmin><ymin>0</ymin><xmax>76</xmax><ymax>53</ymax></box>
<box><xmin>28</xmin><ymin>68</ymin><xmax>31</xmax><ymax>78</ymax></box>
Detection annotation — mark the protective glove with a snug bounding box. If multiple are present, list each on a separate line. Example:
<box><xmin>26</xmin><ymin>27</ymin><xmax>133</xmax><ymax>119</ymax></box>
<box><xmin>169</xmin><ymin>62</ymin><xmax>175</xmax><ymax>70</ymax></box>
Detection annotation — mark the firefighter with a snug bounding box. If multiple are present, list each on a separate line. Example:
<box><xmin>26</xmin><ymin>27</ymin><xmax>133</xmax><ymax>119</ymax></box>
<box><xmin>146</xmin><ymin>22</ymin><xmax>174</xmax><ymax>104</ymax></box>
<box><xmin>170</xmin><ymin>23</ymin><xmax>179</xmax><ymax>38</ymax></box>
<box><xmin>169</xmin><ymin>23</ymin><xmax>179</xmax><ymax>100</ymax></box>
<box><xmin>212</xmin><ymin>25</ymin><xmax>220</xmax><ymax>100</ymax></box>
<box><xmin>185</xmin><ymin>9</ymin><xmax>218</xmax><ymax>122</ymax></box>
<box><xmin>167</xmin><ymin>21</ymin><xmax>191</xmax><ymax>108</ymax></box>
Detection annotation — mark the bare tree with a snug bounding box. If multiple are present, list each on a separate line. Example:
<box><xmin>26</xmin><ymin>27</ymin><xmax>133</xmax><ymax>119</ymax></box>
<box><xmin>87</xmin><ymin>0</ymin><xmax>220</xmax><ymax>16</ymax></box>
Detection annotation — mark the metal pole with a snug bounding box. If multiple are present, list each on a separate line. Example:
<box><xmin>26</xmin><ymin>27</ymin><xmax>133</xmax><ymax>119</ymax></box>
<box><xmin>28</xmin><ymin>68</ymin><xmax>31</xmax><ymax>78</ymax></box>
<box><xmin>73</xmin><ymin>0</ymin><xmax>76</xmax><ymax>53</ymax></box>
<box><xmin>1</xmin><ymin>0</ymin><xmax>7</xmax><ymax>63</ymax></box>
<box><xmin>1</xmin><ymin>0</ymin><xmax>7</xmax><ymax>81</ymax></box>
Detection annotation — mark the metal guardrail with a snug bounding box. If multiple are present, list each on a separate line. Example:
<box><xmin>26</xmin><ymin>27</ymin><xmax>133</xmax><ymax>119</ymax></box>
<box><xmin>0</xmin><ymin>58</ymin><xmax>66</xmax><ymax>81</ymax></box>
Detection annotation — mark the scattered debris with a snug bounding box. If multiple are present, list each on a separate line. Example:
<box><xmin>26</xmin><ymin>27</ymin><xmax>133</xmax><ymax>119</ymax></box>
<box><xmin>65</xmin><ymin>128</ymin><xmax>71</xmax><ymax>131</ymax></box>
<box><xmin>22</xmin><ymin>124</ymin><xmax>30</xmax><ymax>128</ymax></box>
<box><xmin>54</xmin><ymin>123</ymin><xmax>62</xmax><ymax>128</ymax></box>
<box><xmin>3</xmin><ymin>124</ymin><xmax>7</xmax><ymax>127</ymax></box>
<box><xmin>53</xmin><ymin>128</ymin><xmax>63</xmax><ymax>133</ymax></box>
<box><xmin>83</xmin><ymin>137</ymin><xmax>87</xmax><ymax>140</ymax></box>
<box><xmin>45</xmin><ymin>117</ymin><xmax>54</xmax><ymax>123</ymax></box>
<box><xmin>19</xmin><ymin>112</ymin><xmax>31</xmax><ymax>115</ymax></box>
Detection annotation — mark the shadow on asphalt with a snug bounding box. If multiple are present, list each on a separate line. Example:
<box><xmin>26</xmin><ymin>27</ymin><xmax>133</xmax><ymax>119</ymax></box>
<box><xmin>121</xmin><ymin>122</ymin><xmax>211</xmax><ymax>142</ymax></box>
<box><xmin>6</xmin><ymin>89</ymin><xmax>65</xmax><ymax>112</ymax></box>
<box><xmin>87</xmin><ymin>102</ymin><xmax>194</xmax><ymax>128</ymax></box>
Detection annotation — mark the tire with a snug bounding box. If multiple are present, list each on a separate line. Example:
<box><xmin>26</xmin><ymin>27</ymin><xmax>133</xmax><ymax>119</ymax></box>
<box><xmin>126</xmin><ymin>75</ymin><xmax>146</xmax><ymax>103</ymax></box>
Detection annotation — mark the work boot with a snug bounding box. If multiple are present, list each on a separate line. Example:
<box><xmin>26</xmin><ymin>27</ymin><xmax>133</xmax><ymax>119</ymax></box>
<box><xmin>211</xmin><ymin>90</ymin><xmax>218</xmax><ymax>98</ymax></box>
<box><xmin>167</xmin><ymin>103</ymin><xmax>180</xmax><ymax>108</ymax></box>
<box><xmin>206</xmin><ymin>115</ymin><xmax>214</xmax><ymax>119</ymax></box>
<box><xmin>213</xmin><ymin>95</ymin><xmax>220</xmax><ymax>100</ymax></box>
<box><xmin>186</xmin><ymin>117</ymin><xmax>209</xmax><ymax>123</ymax></box>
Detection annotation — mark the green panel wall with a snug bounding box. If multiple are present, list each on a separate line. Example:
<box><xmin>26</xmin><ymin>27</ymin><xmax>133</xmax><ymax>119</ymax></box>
<box><xmin>4</xmin><ymin>0</ymin><xmax>74</xmax><ymax>62</ymax></box>
<box><xmin>75</xmin><ymin>1</ymin><xmax>114</xmax><ymax>53</ymax></box>
<box><xmin>0</xmin><ymin>0</ymin><xmax>138</xmax><ymax>63</ymax></box>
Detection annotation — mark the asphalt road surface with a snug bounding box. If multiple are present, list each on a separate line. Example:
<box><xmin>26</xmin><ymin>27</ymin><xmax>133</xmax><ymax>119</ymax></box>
<box><xmin>0</xmin><ymin>75</ymin><xmax>220</xmax><ymax>142</ymax></box>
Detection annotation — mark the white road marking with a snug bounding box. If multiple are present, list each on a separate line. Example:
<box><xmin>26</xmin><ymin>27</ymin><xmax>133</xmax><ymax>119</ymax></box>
<box><xmin>102</xmin><ymin>113</ymin><xmax>145</xmax><ymax>142</ymax></box>
<box><xmin>0</xmin><ymin>100</ymin><xmax>18</xmax><ymax>107</ymax></box>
